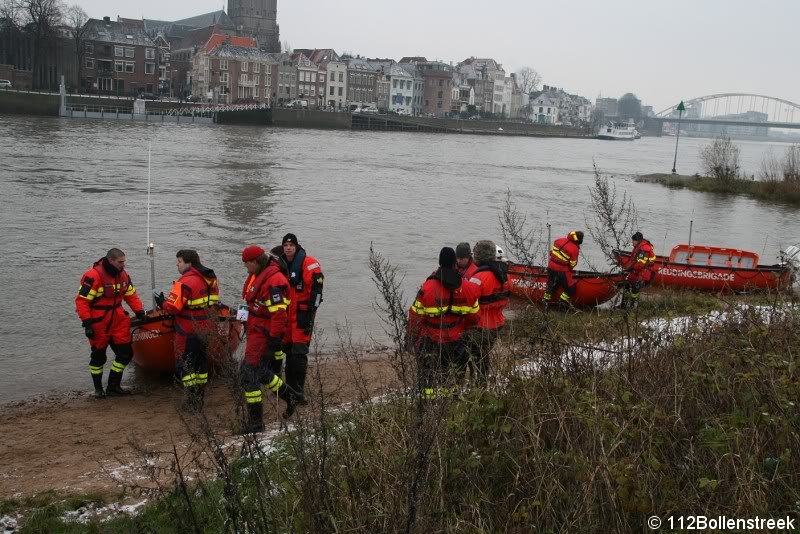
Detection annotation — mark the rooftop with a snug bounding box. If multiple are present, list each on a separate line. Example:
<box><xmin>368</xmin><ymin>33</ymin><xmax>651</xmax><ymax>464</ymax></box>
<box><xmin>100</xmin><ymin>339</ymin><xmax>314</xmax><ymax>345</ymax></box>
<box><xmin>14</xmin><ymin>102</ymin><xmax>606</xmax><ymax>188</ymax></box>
<box><xmin>84</xmin><ymin>18</ymin><xmax>156</xmax><ymax>47</ymax></box>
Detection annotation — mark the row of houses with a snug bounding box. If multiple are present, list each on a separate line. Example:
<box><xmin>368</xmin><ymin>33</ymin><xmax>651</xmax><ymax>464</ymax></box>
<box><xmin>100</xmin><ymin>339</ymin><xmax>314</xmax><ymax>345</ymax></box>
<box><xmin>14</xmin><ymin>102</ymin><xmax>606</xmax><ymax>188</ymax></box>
<box><xmin>12</xmin><ymin>10</ymin><xmax>595</xmax><ymax>122</ymax></box>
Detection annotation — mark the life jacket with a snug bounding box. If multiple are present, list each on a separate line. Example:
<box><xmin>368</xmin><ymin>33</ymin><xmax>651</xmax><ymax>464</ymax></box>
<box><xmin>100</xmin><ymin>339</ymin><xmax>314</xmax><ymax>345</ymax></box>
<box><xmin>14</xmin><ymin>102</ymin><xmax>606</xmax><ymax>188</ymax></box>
<box><xmin>164</xmin><ymin>266</ymin><xmax>220</xmax><ymax>334</ymax></box>
<box><xmin>470</xmin><ymin>261</ymin><xmax>511</xmax><ymax>330</ymax></box>
<box><xmin>243</xmin><ymin>262</ymin><xmax>290</xmax><ymax>320</ymax></box>
<box><xmin>281</xmin><ymin>248</ymin><xmax>324</xmax><ymax>342</ymax></box>
<box><xmin>408</xmin><ymin>267</ymin><xmax>480</xmax><ymax>344</ymax></box>
<box><xmin>458</xmin><ymin>259</ymin><xmax>478</xmax><ymax>280</ymax></box>
<box><xmin>628</xmin><ymin>239</ymin><xmax>657</xmax><ymax>281</ymax></box>
<box><xmin>548</xmin><ymin>235</ymin><xmax>580</xmax><ymax>272</ymax></box>
<box><xmin>75</xmin><ymin>258</ymin><xmax>143</xmax><ymax>321</ymax></box>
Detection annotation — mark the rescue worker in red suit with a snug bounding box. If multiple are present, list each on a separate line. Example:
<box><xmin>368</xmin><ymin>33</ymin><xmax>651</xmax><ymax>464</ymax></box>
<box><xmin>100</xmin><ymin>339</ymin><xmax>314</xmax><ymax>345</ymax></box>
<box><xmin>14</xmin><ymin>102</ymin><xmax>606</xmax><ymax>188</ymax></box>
<box><xmin>279</xmin><ymin>233</ymin><xmax>324</xmax><ymax>418</ymax></box>
<box><xmin>620</xmin><ymin>231</ymin><xmax>657</xmax><ymax>309</ymax></box>
<box><xmin>407</xmin><ymin>247</ymin><xmax>480</xmax><ymax>399</ymax></box>
<box><xmin>160</xmin><ymin>249</ymin><xmax>219</xmax><ymax>411</ymax></box>
<box><xmin>239</xmin><ymin>246</ymin><xmax>305</xmax><ymax>433</ymax></box>
<box><xmin>464</xmin><ymin>240</ymin><xmax>512</xmax><ymax>385</ymax></box>
<box><xmin>455</xmin><ymin>242</ymin><xmax>479</xmax><ymax>280</ymax></box>
<box><xmin>76</xmin><ymin>248</ymin><xmax>146</xmax><ymax>398</ymax></box>
<box><xmin>542</xmin><ymin>231</ymin><xmax>584</xmax><ymax>308</ymax></box>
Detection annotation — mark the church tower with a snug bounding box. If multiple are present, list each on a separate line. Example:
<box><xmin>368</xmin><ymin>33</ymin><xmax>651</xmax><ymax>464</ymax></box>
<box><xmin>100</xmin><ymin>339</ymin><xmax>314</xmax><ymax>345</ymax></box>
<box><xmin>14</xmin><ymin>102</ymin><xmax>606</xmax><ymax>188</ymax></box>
<box><xmin>228</xmin><ymin>0</ymin><xmax>280</xmax><ymax>53</ymax></box>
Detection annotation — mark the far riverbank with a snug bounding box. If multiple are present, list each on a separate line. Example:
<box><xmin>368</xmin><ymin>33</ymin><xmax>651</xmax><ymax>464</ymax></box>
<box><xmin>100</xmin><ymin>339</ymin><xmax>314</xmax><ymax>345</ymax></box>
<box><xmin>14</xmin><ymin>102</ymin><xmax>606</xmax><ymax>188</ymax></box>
<box><xmin>637</xmin><ymin>172</ymin><xmax>800</xmax><ymax>205</ymax></box>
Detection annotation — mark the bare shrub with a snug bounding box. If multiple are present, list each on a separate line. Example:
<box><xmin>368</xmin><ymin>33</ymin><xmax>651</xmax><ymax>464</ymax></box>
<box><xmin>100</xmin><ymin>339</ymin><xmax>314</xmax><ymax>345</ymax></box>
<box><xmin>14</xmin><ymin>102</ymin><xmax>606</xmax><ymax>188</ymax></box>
<box><xmin>782</xmin><ymin>144</ymin><xmax>800</xmax><ymax>182</ymax></box>
<box><xmin>585</xmin><ymin>162</ymin><xmax>639</xmax><ymax>266</ymax></box>
<box><xmin>759</xmin><ymin>149</ymin><xmax>782</xmax><ymax>182</ymax></box>
<box><xmin>700</xmin><ymin>135</ymin><xmax>741</xmax><ymax>181</ymax></box>
<box><xmin>498</xmin><ymin>188</ymin><xmax>547</xmax><ymax>265</ymax></box>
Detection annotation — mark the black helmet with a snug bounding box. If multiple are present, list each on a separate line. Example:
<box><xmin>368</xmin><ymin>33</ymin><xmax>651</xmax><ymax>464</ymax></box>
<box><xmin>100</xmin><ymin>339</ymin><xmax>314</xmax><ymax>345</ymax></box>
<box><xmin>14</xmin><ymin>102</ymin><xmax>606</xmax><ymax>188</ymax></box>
<box><xmin>632</xmin><ymin>231</ymin><xmax>643</xmax><ymax>242</ymax></box>
<box><xmin>570</xmin><ymin>231</ymin><xmax>584</xmax><ymax>245</ymax></box>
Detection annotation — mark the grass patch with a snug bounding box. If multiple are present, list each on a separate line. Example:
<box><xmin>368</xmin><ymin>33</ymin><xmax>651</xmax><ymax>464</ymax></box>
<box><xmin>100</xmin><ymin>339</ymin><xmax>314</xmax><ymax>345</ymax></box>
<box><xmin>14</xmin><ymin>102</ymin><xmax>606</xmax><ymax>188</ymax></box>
<box><xmin>637</xmin><ymin>173</ymin><xmax>800</xmax><ymax>205</ymax></box>
<box><xmin>9</xmin><ymin>294</ymin><xmax>800</xmax><ymax>533</ymax></box>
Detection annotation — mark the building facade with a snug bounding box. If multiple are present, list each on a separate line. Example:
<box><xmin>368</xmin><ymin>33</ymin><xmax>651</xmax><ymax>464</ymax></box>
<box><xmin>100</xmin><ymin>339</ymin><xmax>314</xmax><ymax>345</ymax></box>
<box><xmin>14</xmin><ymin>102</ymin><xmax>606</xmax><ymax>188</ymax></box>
<box><xmin>82</xmin><ymin>17</ymin><xmax>159</xmax><ymax>95</ymax></box>
<box><xmin>419</xmin><ymin>61</ymin><xmax>454</xmax><ymax>117</ymax></box>
<box><xmin>387</xmin><ymin>64</ymin><xmax>415</xmax><ymax>114</ymax></box>
<box><xmin>345</xmin><ymin>58</ymin><xmax>376</xmax><ymax>108</ymax></box>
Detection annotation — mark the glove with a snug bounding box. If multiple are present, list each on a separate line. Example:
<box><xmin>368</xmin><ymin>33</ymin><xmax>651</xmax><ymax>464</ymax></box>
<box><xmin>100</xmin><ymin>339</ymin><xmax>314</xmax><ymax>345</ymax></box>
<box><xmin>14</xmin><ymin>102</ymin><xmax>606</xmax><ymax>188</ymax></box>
<box><xmin>81</xmin><ymin>319</ymin><xmax>95</xmax><ymax>339</ymax></box>
<box><xmin>153</xmin><ymin>291</ymin><xmax>166</xmax><ymax>308</ymax></box>
<box><xmin>135</xmin><ymin>310</ymin><xmax>146</xmax><ymax>321</ymax></box>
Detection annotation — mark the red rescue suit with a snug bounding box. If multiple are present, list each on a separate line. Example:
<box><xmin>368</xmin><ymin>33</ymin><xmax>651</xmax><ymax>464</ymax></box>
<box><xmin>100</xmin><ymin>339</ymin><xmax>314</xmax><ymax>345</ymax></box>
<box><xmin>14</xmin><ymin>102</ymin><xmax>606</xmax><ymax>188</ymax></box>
<box><xmin>408</xmin><ymin>272</ymin><xmax>481</xmax><ymax>345</ymax></box>
<box><xmin>283</xmin><ymin>250</ymin><xmax>323</xmax><ymax>345</ymax></box>
<box><xmin>458</xmin><ymin>260</ymin><xmax>479</xmax><ymax>280</ymax></box>
<box><xmin>75</xmin><ymin>258</ymin><xmax>144</xmax><ymax>348</ymax></box>
<box><xmin>470</xmin><ymin>265</ymin><xmax>512</xmax><ymax>330</ymax></box>
<box><xmin>242</xmin><ymin>263</ymin><xmax>290</xmax><ymax>367</ymax></box>
<box><xmin>626</xmin><ymin>239</ymin><xmax>657</xmax><ymax>284</ymax></box>
<box><xmin>545</xmin><ymin>233</ymin><xmax>581</xmax><ymax>302</ymax></box>
<box><xmin>163</xmin><ymin>266</ymin><xmax>220</xmax><ymax>355</ymax></box>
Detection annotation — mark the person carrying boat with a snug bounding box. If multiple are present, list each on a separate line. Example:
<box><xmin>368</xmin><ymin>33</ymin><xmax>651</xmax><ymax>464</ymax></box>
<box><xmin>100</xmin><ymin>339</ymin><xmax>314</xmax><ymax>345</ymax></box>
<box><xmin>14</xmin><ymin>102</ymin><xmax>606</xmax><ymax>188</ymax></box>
<box><xmin>278</xmin><ymin>233</ymin><xmax>324</xmax><ymax>418</ymax></box>
<box><xmin>464</xmin><ymin>240</ymin><xmax>512</xmax><ymax>385</ymax></box>
<box><xmin>619</xmin><ymin>231</ymin><xmax>657</xmax><ymax>309</ymax></box>
<box><xmin>407</xmin><ymin>247</ymin><xmax>480</xmax><ymax>399</ymax></box>
<box><xmin>160</xmin><ymin>249</ymin><xmax>219</xmax><ymax>411</ymax></box>
<box><xmin>239</xmin><ymin>245</ymin><xmax>305</xmax><ymax>433</ymax></box>
<box><xmin>75</xmin><ymin>248</ymin><xmax>146</xmax><ymax>398</ymax></box>
<box><xmin>456</xmin><ymin>242</ymin><xmax>478</xmax><ymax>279</ymax></box>
<box><xmin>542</xmin><ymin>231</ymin><xmax>584</xmax><ymax>308</ymax></box>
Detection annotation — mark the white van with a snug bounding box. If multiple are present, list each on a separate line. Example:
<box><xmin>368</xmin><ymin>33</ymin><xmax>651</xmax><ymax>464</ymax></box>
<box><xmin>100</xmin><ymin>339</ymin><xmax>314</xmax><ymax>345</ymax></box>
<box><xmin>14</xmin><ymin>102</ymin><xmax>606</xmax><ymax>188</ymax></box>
<box><xmin>0</xmin><ymin>80</ymin><xmax>12</xmax><ymax>89</ymax></box>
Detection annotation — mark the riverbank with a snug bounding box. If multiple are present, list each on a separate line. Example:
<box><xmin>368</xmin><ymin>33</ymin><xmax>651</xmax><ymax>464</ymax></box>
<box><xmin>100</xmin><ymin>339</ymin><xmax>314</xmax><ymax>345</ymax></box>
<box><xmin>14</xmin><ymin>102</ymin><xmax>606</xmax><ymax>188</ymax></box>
<box><xmin>3</xmin><ymin>290</ymin><xmax>798</xmax><ymax>531</ymax></box>
<box><xmin>637</xmin><ymin>172</ymin><xmax>800</xmax><ymax>205</ymax></box>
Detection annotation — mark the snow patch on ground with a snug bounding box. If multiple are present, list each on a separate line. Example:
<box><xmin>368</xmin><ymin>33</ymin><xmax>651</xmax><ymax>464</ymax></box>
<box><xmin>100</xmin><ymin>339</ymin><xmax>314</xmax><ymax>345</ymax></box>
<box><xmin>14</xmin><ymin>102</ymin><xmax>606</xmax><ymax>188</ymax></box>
<box><xmin>61</xmin><ymin>499</ymin><xmax>148</xmax><ymax>524</ymax></box>
<box><xmin>1</xmin><ymin>515</ymin><xmax>19</xmax><ymax>533</ymax></box>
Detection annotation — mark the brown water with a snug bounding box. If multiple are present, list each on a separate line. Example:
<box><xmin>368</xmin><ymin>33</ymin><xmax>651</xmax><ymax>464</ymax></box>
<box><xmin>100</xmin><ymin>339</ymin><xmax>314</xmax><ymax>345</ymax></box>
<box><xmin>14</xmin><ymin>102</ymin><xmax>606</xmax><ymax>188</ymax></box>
<box><xmin>1</xmin><ymin>114</ymin><xmax>798</xmax><ymax>402</ymax></box>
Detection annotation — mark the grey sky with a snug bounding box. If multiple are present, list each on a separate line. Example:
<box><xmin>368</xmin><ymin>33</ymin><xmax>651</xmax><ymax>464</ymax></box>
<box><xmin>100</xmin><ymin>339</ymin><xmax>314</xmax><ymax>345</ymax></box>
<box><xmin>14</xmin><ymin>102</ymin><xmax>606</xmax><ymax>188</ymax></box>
<box><xmin>76</xmin><ymin>0</ymin><xmax>800</xmax><ymax>113</ymax></box>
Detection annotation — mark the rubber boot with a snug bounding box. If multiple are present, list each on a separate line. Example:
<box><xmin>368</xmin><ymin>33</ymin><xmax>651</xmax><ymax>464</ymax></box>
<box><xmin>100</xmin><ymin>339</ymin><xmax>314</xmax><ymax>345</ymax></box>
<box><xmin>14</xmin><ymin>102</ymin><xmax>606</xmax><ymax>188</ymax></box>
<box><xmin>278</xmin><ymin>383</ymin><xmax>306</xmax><ymax>419</ymax></box>
<box><xmin>92</xmin><ymin>373</ymin><xmax>105</xmax><ymax>399</ymax></box>
<box><xmin>239</xmin><ymin>402</ymin><xmax>265</xmax><ymax>434</ymax></box>
<box><xmin>105</xmin><ymin>371</ymin><xmax>131</xmax><ymax>396</ymax></box>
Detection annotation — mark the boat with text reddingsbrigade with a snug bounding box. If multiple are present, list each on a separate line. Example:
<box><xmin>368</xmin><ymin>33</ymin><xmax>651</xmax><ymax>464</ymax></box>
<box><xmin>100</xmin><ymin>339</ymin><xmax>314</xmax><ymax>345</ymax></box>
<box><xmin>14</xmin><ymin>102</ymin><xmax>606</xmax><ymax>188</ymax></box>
<box><xmin>614</xmin><ymin>244</ymin><xmax>797</xmax><ymax>292</ymax></box>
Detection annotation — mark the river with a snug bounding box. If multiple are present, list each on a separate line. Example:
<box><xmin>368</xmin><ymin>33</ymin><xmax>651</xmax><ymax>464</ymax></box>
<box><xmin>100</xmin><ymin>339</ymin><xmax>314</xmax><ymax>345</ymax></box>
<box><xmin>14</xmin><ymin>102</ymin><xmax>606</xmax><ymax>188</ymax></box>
<box><xmin>1</xmin><ymin>114</ymin><xmax>798</xmax><ymax>402</ymax></box>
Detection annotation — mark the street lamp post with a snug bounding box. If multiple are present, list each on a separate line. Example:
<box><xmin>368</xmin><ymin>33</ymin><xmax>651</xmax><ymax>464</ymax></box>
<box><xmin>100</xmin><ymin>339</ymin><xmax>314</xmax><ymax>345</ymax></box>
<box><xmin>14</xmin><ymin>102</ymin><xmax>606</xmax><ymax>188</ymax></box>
<box><xmin>671</xmin><ymin>100</ymin><xmax>686</xmax><ymax>175</ymax></box>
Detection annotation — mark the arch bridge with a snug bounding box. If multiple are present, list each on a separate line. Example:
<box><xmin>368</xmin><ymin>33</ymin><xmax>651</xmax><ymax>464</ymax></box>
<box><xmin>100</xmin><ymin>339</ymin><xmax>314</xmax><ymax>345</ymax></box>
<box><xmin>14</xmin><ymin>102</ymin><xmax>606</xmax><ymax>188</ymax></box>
<box><xmin>645</xmin><ymin>93</ymin><xmax>800</xmax><ymax>136</ymax></box>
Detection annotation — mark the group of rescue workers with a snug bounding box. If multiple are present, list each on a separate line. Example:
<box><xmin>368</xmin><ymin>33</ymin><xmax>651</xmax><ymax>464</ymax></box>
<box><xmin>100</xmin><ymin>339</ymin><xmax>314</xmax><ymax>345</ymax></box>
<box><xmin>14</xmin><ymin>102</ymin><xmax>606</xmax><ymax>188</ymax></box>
<box><xmin>74</xmin><ymin>229</ymin><xmax>656</xmax><ymax>433</ymax></box>
<box><xmin>75</xmin><ymin>233</ymin><xmax>322</xmax><ymax>433</ymax></box>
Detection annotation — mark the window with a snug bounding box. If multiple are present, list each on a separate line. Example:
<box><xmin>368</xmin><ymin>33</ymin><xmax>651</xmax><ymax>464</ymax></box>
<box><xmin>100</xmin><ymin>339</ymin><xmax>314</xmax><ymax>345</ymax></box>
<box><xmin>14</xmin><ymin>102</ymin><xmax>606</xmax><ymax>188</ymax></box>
<box><xmin>437</xmin><ymin>102</ymin><xmax>442</xmax><ymax>108</ymax></box>
<box><xmin>338</xmin><ymin>72</ymin><xmax>343</xmax><ymax>82</ymax></box>
<box><xmin>239</xmin><ymin>73</ymin><xmax>248</xmax><ymax>84</ymax></box>
<box><xmin>125</xmin><ymin>62</ymin><xmax>134</xmax><ymax>73</ymax></box>
<box><xmin>159</xmin><ymin>66</ymin><xmax>166</xmax><ymax>79</ymax></box>
<box><xmin>319</xmin><ymin>74</ymin><xmax>325</xmax><ymax>84</ymax></box>
<box><xmin>145</xmin><ymin>48</ymin><xmax>155</xmax><ymax>60</ymax></box>
<box><xmin>125</xmin><ymin>47</ymin><xmax>134</xmax><ymax>58</ymax></box>
<box><xmin>242</xmin><ymin>61</ymin><xmax>248</xmax><ymax>72</ymax></box>
<box><xmin>310</xmin><ymin>86</ymin><xmax>315</xmax><ymax>96</ymax></box>
<box><xmin>115</xmin><ymin>61</ymin><xmax>124</xmax><ymax>72</ymax></box>
<box><xmin>85</xmin><ymin>58</ymin><xmax>94</xmax><ymax>69</ymax></box>
<box><xmin>265</xmin><ymin>65</ymin><xmax>271</xmax><ymax>76</ymax></box>
<box><xmin>254</xmin><ymin>87</ymin><xmax>259</xmax><ymax>97</ymax></box>
<box><xmin>539</xmin><ymin>107</ymin><xmax>543</xmax><ymax>112</ymax></box>
<box><xmin>253</xmin><ymin>75</ymin><xmax>259</xmax><ymax>85</ymax></box>
<box><xmin>393</xmin><ymin>79</ymin><xmax>397</xmax><ymax>88</ymax></box>
<box><xmin>220</xmin><ymin>72</ymin><xmax>229</xmax><ymax>83</ymax></box>
<box><xmin>85</xmin><ymin>42</ymin><xmax>93</xmax><ymax>53</ymax></box>
<box><xmin>338</xmin><ymin>87</ymin><xmax>343</xmax><ymax>96</ymax></box>
<box><xmin>330</xmin><ymin>86</ymin><xmax>334</xmax><ymax>96</ymax></box>
<box><xmin>220</xmin><ymin>60</ymin><xmax>228</xmax><ymax>71</ymax></box>
<box><xmin>438</xmin><ymin>91</ymin><xmax>443</xmax><ymax>98</ymax></box>
<box><xmin>253</xmin><ymin>63</ymin><xmax>260</xmax><ymax>73</ymax></box>
<box><xmin>145</xmin><ymin>63</ymin><xmax>155</xmax><ymax>75</ymax></box>
<box><xmin>114</xmin><ymin>46</ymin><xmax>123</xmax><ymax>57</ymax></box>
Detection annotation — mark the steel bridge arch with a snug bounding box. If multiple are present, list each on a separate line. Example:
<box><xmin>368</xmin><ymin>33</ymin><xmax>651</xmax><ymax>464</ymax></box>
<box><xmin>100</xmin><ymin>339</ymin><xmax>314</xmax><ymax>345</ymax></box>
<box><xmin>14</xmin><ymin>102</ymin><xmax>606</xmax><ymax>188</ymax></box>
<box><xmin>656</xmin><ymin>93</ymin><xmax>800</xmax><ymax>119</ymax></box>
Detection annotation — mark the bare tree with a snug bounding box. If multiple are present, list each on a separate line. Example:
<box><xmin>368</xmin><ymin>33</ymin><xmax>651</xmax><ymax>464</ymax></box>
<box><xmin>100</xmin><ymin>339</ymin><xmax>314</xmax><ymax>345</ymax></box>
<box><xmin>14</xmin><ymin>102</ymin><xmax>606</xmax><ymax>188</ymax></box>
<box><xmin>282</xmin><ymin>39</ymin><xmax>292</xmax><ymax>54</ymax></box>
<box><xmin>21</xmin><ymin>0</ymin><xmax>63</xmax><ymax>89</ymax></box>
<box><xmin>0</xmin><ymin>0</ymin><xmax>24</xmax><ymax>28</ymax></box>
<box><xmin>515</xmin><ymin>66</ymin><xmax>542</xmax><ymax>94</ymax></box>
<box><xmin>65</xmin><ymin>4</ymin><xmax>86</xmax><ymax>91</ymax></box>
<box><xmin>700</xmin><ymin>135</ymin><xmax>741</xmax><ymax>181</ymax></box>
<box><xmin>585</xmin><ymin>162</ymin><xmax>640</xmax><ymax>267</ymax></box>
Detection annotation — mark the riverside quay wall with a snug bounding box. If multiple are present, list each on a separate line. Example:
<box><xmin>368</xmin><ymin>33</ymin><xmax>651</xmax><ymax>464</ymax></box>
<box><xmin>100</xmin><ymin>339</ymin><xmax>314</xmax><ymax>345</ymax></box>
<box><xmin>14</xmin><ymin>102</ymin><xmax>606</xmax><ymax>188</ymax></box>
<box><xmin>0</xmin><ymin>91</ymin><xmax>591</xmax><ymax>138</ymax></box>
